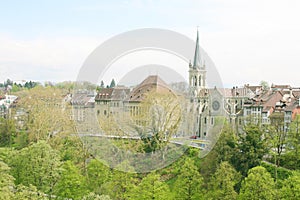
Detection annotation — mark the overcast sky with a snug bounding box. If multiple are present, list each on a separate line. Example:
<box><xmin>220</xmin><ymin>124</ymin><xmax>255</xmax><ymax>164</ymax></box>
<box><xmin>1</xmin><ymin>0</ymin><xmax>300</xmax><ymax>87</ymax></box>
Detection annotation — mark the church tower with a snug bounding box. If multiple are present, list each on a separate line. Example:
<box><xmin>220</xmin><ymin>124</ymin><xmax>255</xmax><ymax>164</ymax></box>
<box><xmin>189</xmin><ymin>30</ymin><xmax>206</xmax><ymax>98</ymax></box>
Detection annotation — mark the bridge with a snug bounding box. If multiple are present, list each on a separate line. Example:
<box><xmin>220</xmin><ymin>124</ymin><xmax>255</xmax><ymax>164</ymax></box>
<box><xmin>77</xmin><ymin>133</ymin><xmax>208</xmax><ymax>150</ymax></box>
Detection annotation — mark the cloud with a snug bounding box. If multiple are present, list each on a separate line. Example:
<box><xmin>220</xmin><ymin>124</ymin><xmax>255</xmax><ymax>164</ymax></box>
<box><xmin>0</xmin><ymin>34</ymin><xmax>102</xmax><ymax>82</ymax></box>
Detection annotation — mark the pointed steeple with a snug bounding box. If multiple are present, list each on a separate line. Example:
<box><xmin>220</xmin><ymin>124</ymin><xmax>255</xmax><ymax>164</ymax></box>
<box><xmin>193</xmin><ymin>29</ymin><xmax>201</xmax><ymax>69</ymax></box>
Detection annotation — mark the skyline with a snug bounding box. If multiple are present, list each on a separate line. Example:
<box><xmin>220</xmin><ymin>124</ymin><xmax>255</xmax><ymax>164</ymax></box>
<box><xmin>1</xmin><ymin>0</ymin><xmax>300</xmax><ymax>87</ymax></box>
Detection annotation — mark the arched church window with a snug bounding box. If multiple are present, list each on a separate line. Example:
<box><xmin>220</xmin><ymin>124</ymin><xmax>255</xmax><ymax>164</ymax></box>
<box><xmin>194</xmin><ymin>76</ymin><xmax>197</xmax><ymax>86</ymax></box>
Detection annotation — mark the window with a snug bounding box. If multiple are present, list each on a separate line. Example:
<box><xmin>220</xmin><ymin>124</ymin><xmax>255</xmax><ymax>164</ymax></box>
<box><xmin>211</xmin><ymin>117</ymin><xmax>214</xmax><ymax>125</ymax></box>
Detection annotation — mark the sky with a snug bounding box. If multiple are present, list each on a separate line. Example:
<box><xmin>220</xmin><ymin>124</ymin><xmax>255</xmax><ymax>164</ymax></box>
<box><xmin>1</xmin><ymin>0</ymin><xmax>300</xmax><ymax>87</ymax></box>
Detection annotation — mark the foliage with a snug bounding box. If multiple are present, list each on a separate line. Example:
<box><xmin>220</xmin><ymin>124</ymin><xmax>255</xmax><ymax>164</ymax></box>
<box><xmin>8</xmin><ymin>141</ymin><xmax>61</xmax><ymax>194</ymax></box>
<box><xmin>0</xmin><ymin>161</ymin><xmax>15</xmax><ymax>200</ymax></box>
<box><xmin>100</xmin><ymin>160</ymin><xmax>137</xmax><ymax>199</ymax></box>
<box><xmin>87</xmin><ymin>159</ymin><xmax>111</xmax><ymax>193</ymax></box>
<box><xmin>174</xmin><ymin>157</ymin><xmax>204</xmax><ymax>200</ymax></box>
<box><xmin>207</xmin><ymin>161</ymin><xmax>240</xmax><ymax>200</ymax></box>
<box><xmin>109</xmin><ymin>79</ymin><xmax>116</xmax><ymax>88</ymax></box>
<box><xmin>128</xmin><ymin>172</ymin><xmax>172</xmax><ymax>200</ymax></box>
<box><xmin>239</xmin><ymin>166</ymin><xmax>276</xmax><ymax>200</ymax></box>
<box><xmin>132</xmin><ymin>90</ymin><xmax>182</xmax><ymax>152</ymax></box>
<box><xmin>0</xmin><ymin>118</ymin><xmax>16</xmax><ymax>147</ymax></box>
<box><xmin>232</xmin><ymin>124</ymin><xmax>268</xmax><ymax>176</ymax></box>
<box><xmin>54</xmin><ymin>160</ymin><xmax>88</xmax><ymax>199</ymax></box>
<box><xmin>280</xmin><ymin>171</ymin><xmax>300</xmax><ymax>200</ymax></box>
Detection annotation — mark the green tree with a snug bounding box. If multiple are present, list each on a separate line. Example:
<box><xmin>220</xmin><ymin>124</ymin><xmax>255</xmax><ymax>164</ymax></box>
<box><xmin>8</xmin><ymin>141</ymin><xmax>61</xmax><ymax>194</ymax></box>
<box><xmin>100</xmin><ymin>80</ymin><xmax>105</xmax><ymax>88</ymax></box>
<box><xmin>260</xmin><ymin>80</ymin><xmax>270</xmax><ymax>91</ymax></box>
<box><xmin>280</xmin><ymin>171</ymin><xmax>300</xmax><ymax>200</ymax></box>
<box><xmin>82</xmin><ymin>192</ymin><xmax>111</xmax><ymax>200</ymax></box>
<box><xmin>174</xmin><ymin>157</ymin><xmax>204</xmax><ymax>200</ymax></box>
<box><xmin>0</xmin><ymin>161</ymin><xmax>15</xmax><ymax>200</ymax></box>
<box><xmin>110</xmin><ymin>79</ymin><xmax>116</xmax><ymax>88</ymax></box>
<box><xmin>239</xmin><ymin>166</ymin><xmax>276</xmax><ymax>200</ymax></box>
<box><xmin>54</xmin><ymin>160</ymin><xmax>88</xmax><ymax>199</ymax></box>
<box><xmin>232</xmin><ymin>124</ymin><xmax>267</xmax><ymax>176</ymax></box>
<box><xmin>87</xmin><ymin>159</ymin><xmax>111</xmax><ymax>193</ymax></box>
<box><xmin>200</xmin><ymin>125</ymin><xmax>236</xmax><ymax>183</ymax></box>
<box><xmin>207</xmin><ymin>161</ymin><xmax>240</xmax><ymax>200</ymax></box>
<box><xmin>283</xmin><ymin>115</ymin><xmax>300</xmax><ymax>169</ymax></box>
<box><xmin>16</xmin><ymin>86</ymin><xmax>74</xmax><ymax>143</ymax></box>
<box><xmin>128</xmin><ymin>172</ymin><xmax>172</xmax><ymax>200</ymax></box>
<box><xmin>0</xmin><ymin>118</ymin><xmax>16</xmax><ymax>147</ymax></box>
<box><xmin>13</xmin><ymin>184</ymin><xmax>48</xmax><ymax>200</ymax></box>
<box><xmin>267</xmin><ymin>112</ymin><xmax>288</xmax><ymax>180</ymax></box>
<box><xmin>102</xmin><ymin>161</ymin><xmax>136</xmax><ymax>200</ymax></box>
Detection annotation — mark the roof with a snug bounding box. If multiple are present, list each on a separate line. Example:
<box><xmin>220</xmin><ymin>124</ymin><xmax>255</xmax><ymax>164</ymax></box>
<box><xmin>193</xmin><ymin>30</ymin><xmax>202</xmax><ymax>69</ymax></box>
<box><xmin>71</xmin><ymin>92</ymin><xmax>95</xmax><ymax>106</ymax></box>
<box><xmin>128</xmin><ymin>75</ymin><xmax>174</xmax><ymax>102</ymax></box>
<box><xmin>285</xmin><ymin>99</ymin><xmax>300</xmax><ymax>112</ymax></box>
<box><xmin>95</xmin><ymin>87</ymin><xmax>130</xmax><ymax>101</ymax></box>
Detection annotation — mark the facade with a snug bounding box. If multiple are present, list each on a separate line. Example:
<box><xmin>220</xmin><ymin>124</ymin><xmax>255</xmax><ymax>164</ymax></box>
<box><xmin>71</xmin><ymin>30</ymin><xmax>300</xmax><ymax>137</ymax></box>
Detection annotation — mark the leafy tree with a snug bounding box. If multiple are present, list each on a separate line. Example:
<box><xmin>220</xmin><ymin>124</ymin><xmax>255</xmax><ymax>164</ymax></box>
<box><xmin>200</xmin><ymin>125</ymin><xmax>236</xmax><ymax>183</ymax></box>
<box><xmin>17</xmin><ymin>86</ymin><xmax>74</xmax><ymax>143</ymax></box>
<box><xmin>100</xmin><ymin>80</ymin><xmax>105</xmax><ymax>88</ymax></box>
<box><xmin>87</xmin><ymin>159</ymin><xmax>111</xmax><ymax>193</ymax></box>
<box><xmin>128</xmin><ymin>172</ymin><xmax>172</xmax><ymax>200</ymax></box>
<box><xmin>13</xmin><ymin>184</ymin><xmax>49</xmax><ymax>200</ymax></box>
<box><xmin>130</xmin><ymin>90</ymin><xmax>182</xmax><ymax>153</ymax></box>
<box><xmin>109</xmin><ymin>79</ymin><xmax>116</xmax><ymax>88</ymax></box>
<box><xmin>54</xmin><ymin>160</ymin><xmax>88</xmax><ymax>199</ymax></box>
<box><xmin>232</xmin><ymin>124</ymin><xmax>267</xmax><ymax>176</ymax></box>
<box><xmin>280</xmin><ymin>171</ymin><xmax>300</xmax><ymax>200</ymax></box>
<box><xmin>0</xmin><ymin>161</ymin><xmax>15</xmax><ymax>200</ymax></box>
<box><xmin>268</xmin><ymin>113</ymin><xmax>288</xmax><ymax>169</ymax></box>
<box><xmin>260</xmin><ymin>80</ymin><xmax>270</xmax><ymax>91</ymax></box>
<box><xmin>0</xmin><ymin>118</ymin><xmax>16</xmax><ymax>147</ymax></box>
<box><xmin>82</xmin><ymin>192</ymin><xmax>111</xmax><ymax>200</ymax></box>
<box><xmin>239</xmin><ymin>166</ymin><xmax>276</xmax><ymax>200</ymax></box>
<box><xmin>207</xmin><ymin>161</ymin><xmax>240</xmax><ymax>200</ymax></box>
<box><xmin>282</xmin><ymin>115</ymin><xmax>300</xmax><ymax>169</ymax></box>
<box><xmin>102</xmin><ymin>160</ymin><xmax>136</xmax><ymax>200</ymax></box>
<box><xmin>8</xmin><ymin>141</ymin><xmax>61</xmax><ymax>194</ymax></box>
<box><xmin>174</xmin><ymin>157</ymin><xmax>204</xmax><ymax>200</ymax></box>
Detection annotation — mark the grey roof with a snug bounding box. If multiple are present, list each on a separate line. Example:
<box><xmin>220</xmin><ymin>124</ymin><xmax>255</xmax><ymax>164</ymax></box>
<box><xmin>193</xmin><ymin>30</ymin><xmax>203</xmax><ymax>69</ymax></box>
<box><xmin>128</xmin><ymin>75</ymin><xmax>174</xmax><ymax>102</ymax></box>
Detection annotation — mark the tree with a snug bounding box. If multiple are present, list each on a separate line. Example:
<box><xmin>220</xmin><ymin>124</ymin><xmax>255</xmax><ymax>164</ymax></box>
<box><xmin>8</xmin><ymin>141</ymin><xmax>61</xmax><ymax>194</ymax></box>
<box><xmin>100</xmin><ymin>80</ymin><xmax>105</xmax><ymax>88</ymax></box>
<box><xmin>267</xmin><ymin>112</ymin><xmax>288</xmax><ymax>181</ymax></box>
<box><xmin>239</xmin><ymin>166</ymin><xmax>276</xmax><ymax>200</ymax></box>
<box><xmin>200</xmin><ymin>125</ymin><xmax>236</xmax><ymax>183</ymax></box>
<box><xmin>87</xmin><ymin>159</ymin><xmax>111</xmax><ymax>193</ymax></box>
<box><xmin>207</xmin><ymin>162</ymin><xmax>240</xmax><ymax>200</ymax></box>
<box><xmin>130</xmin><ymin>90</ymin><xmax>182</xmax><ymax>153</ymax></box>
<box><xmin>232</xmin><ymin>124</ymin><xmax>267</xmax><ymax>176</ymax></box>
<box><xmin>0</xmin><ymin>161</ymin><xmax>15</xmax><ymax>200</ymax></box>
<box><xmin>13</xmin><ymin>184</ymin><xmax>49</xmax><ymax>200</ymax></box>
<box><xmin>174</xmin><ymin>157</ymin><xmax>204</xmax><ymax>200</ymax></box>
<box><xmin>260</xmin><ymin>80</ymin><xmax>270</xmax><ymax>91</ymax></box>
<box><xmin>128</xmin><ymin>172</ymin><xmax>172</xmax><ymax>200</ymax></box>
<box><xmin>16</xmin><ymin>86</ymin><xmax>74</xmax><ymax>143</ymax></box>
<box><xmin>110</xmin><ymin>79</ymin><xmax>116</xmax><ymax>88</ymax></box>
<box><xmin>280</xmin><ymin>172</ymin><xmax>300</xmax><ymax>200</ymax></box>
<box><xmin>82</xmin><ymin>192</ymin><xmax>111</xmax><ymax>200</ymax></box>
<box><xmin>54</xmin><ymin>160</ymin><xmax>88</xmax><ymax>199</ymax></box>
<box><xmin>282</xmin><ymin>115</ymin><xmax>300</xmax><ymax>169</ymax></box>
<box><xmin>0</xmin><ymin>118</ymin><xmax>16</xmax><ymax>147</ymax></box>
<box><xmin>102</xmin><ymin>160</ymin><xmax>136</xmax><ymax>200</ymax></box>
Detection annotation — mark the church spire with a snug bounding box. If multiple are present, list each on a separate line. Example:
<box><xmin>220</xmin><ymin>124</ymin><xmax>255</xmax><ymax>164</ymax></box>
<box><xmin>193</xmin><ymin>29</ymin><xmax>201</xmax><ymax>68</ymax></box>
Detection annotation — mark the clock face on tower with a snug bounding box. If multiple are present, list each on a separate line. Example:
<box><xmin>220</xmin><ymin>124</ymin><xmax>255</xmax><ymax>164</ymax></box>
<box><xmin>212</xmin><ymin>100</ymin><xmax>220</xmax><ymax>111</ymax></box>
